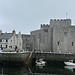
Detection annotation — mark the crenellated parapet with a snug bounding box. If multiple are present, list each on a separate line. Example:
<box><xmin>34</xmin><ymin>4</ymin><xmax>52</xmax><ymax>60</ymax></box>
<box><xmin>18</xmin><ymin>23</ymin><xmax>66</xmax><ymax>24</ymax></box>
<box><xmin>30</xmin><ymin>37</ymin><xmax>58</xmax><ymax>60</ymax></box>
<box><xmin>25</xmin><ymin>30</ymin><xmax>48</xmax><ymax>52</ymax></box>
<box><xmin>50</xmin><ymin>19</ymin><xmax>71</xmax><ymax>21</ymax></box>
<box><xmin>40</xmin><ymin>24</ymin><xmax>50</xmax><ymax>29</ymax></box>
<box><xmin>50</xmin><ymin>19</ymin><xmax>71</xmax><ymax>27</ymax></box>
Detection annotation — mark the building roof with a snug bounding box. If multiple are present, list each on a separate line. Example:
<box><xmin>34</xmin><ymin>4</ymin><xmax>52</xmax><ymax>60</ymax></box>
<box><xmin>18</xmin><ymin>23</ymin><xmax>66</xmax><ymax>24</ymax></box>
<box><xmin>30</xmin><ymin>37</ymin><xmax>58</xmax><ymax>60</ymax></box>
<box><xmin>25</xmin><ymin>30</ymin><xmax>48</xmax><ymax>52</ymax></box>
<box><xmin>22</xmin><ymin>34</ymin><xmax>30</xmax><ymax>39</ymax></box>
<box><xmin>0</xmin><ymin>31</ymin><xmax>30</xmax><ymax>40</ymax></box>
<box><xmin>0</xmin><ymin>33</ymin><xmax>12</xmax><ymax>39</ymax></box>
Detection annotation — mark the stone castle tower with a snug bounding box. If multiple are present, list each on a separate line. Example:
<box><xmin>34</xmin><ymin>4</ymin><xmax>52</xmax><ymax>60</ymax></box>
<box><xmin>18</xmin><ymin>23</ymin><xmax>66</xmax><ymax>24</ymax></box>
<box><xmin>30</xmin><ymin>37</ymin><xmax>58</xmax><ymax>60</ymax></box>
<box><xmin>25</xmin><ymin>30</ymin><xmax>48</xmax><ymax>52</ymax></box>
<box><xmin>30</xmin><ymin>19</ymin><xmax>75</xmax><ymax>54</ymax></box>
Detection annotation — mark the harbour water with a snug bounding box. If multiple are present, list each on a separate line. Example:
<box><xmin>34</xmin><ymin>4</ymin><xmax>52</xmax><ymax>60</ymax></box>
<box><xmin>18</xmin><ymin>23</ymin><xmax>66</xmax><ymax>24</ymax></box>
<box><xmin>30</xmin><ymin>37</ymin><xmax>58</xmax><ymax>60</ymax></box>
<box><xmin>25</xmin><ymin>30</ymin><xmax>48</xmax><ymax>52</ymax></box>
<box><xmin>0</xmin><ymin>63</ymin><xmax>75</xmax><ymax>75</ymax></box>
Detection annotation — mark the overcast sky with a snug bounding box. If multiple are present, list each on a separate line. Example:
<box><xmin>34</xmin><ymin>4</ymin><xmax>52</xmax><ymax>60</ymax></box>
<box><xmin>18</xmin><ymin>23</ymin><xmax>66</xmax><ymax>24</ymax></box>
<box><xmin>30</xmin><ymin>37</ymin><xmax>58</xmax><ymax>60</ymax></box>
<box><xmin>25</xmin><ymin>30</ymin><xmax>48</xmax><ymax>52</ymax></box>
<box><xmin>0</xmin><ymin>0</ymin><xmax>75</xmax><ymax>34</ymax></box>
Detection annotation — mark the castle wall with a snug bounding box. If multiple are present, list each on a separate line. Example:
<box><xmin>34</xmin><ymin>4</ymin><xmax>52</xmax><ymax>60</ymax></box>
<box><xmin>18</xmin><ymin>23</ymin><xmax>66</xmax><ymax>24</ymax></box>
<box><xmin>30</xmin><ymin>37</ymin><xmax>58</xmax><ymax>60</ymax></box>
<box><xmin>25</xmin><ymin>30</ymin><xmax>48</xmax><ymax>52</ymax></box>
<box><xmin>30</xmin><ymin>25</ymin><xmax>51</xmax><ymax>52</ymax></box>
<box><xmin>22</xmin><ymin>35</ymin><xmax>30</xmax><ymax>50</ymax></box>
<box><xmin>30</xmin><ymin>18</ymin><xmax>75</xmax><ymax>54</ymax></box>
<box><xmin>30</xmin><ymin>29</ymin><xmax>42</xmax><ymax>51</ymax></box>
<box><xmin>53</xmin><ymin>26</ymin><xmax>75</xmax><ymax>54</ymax></box>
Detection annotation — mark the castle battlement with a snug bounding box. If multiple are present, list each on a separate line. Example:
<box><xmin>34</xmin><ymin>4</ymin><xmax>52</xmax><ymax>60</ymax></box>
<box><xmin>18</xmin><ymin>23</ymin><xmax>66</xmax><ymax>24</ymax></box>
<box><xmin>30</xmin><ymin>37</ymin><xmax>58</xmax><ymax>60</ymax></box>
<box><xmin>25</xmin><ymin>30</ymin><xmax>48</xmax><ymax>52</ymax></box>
<box><xmin>50</xmin><ymin>19</ymin><xmax>71</xmax><ymax>21</ymax></box>
<box><xmin>40</xmin><ymin>24</ymin><xmax>50</xmax><ymax>29</ymax></box>
<box><xmin>50</xmin><ymin>19</ymin><xmax>71</xmax><ymax>27</ymax></box>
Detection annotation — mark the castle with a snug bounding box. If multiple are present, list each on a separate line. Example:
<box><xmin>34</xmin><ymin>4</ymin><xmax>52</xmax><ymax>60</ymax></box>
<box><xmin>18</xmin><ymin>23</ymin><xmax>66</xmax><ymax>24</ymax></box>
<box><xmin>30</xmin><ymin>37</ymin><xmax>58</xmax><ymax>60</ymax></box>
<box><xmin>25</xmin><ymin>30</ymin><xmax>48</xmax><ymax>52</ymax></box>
<box><xmin>30</xmin><ymin>19</ymin><xmax>75</xmax><ymax>54</ymax></box>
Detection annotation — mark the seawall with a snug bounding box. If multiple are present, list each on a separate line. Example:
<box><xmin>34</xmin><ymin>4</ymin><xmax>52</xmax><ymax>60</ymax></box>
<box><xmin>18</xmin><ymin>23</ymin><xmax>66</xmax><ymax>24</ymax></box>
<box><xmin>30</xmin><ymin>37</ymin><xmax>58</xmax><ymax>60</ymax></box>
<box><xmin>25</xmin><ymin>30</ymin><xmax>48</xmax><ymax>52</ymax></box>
<box><xmin>32</xmin><ymin>52</ymin><xmax>75</xmax><ymax>62</ymax></box>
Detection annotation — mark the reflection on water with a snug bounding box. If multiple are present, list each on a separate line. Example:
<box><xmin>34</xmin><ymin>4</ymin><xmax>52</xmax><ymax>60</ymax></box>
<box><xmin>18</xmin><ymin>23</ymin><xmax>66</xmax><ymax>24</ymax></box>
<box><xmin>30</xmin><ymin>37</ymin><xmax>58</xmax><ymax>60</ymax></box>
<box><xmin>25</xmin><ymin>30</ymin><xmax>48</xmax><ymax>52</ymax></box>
<box><xmin>1</xmin><ymin>64</ymin><xmax>75</xmax><ymax>75</ymax></box>
<box><xmin>64</xmin><ymin>66</ymin><xmax>75</xmax><ymax>72</ymax></box>
<box><xmin>0</xmin><ymin>65</ymin><xmax>31</xmax><ymax>75</ymax></box>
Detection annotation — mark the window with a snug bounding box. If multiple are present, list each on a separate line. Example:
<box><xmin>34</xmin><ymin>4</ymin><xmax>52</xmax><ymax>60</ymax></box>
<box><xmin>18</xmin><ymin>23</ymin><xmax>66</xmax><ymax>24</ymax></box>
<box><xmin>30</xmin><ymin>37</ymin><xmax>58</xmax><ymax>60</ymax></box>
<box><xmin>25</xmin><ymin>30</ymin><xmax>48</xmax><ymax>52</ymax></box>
<box><xmin>71</xmin><ymin>31</ymin><xmax>73</xmax><ymax>36</ymax></box>
<box><xmin>9</xmin><ymin>46</ymin><xmax>12</xmax><ymax>48</ymax></box>
<box><xmin>11</xmin><ymin>40</ymin><xmax>12</xmax><ymax>43</ymax></box>
<box><xmin>72</xmin><ymin>42</ymin><xmax>73</xmax><ymax>46</ymax></box>
<box><xmin>0</xmin><ymin>39</ymin><xmax>2</xmax><ymax>42</ymax></box>
<box><xmin>26</xmin><ymin>44</ymin><xmax>28</xmax><ymax>46</ymax></box>
<box><xmin>1</xmin><ymin>45</ymin><xmax>2</xmax><ymax>47</ymax></box>
<box><xmin>43</xmin><ymin>29</ymin><xmax>48</xmax><ymax>33</ymax></box>
<box><xmin>6</xmin><ymin>39</ymin><xmax>7</xmax><ymax>42</ymax></box>
<box><xmin>6</xmin><ymin>45</ymin><xmax>7</xmax><ymax>48</ymax></box>
<box><xmin>64</xmin><ymin>32</ymin><xmax>67</xmax><ymax>36</ymax></box>
<box><xmin>58</xmin><ymin>42</ymin><xmax>60</xmax><ymax>46</ymax></box>
<box><xmin>1</xmin><ymin>45</ymin><xmax>3</xmax><ymax>50</ymax></box>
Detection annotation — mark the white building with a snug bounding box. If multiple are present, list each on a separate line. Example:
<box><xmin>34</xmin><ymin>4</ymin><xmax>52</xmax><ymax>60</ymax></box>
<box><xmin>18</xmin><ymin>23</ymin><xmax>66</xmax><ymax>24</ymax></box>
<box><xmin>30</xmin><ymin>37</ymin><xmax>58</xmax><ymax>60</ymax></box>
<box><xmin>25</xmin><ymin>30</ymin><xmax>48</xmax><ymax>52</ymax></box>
<box><xmin>0</xmin><ymin>30</ymin><xmax>22</xmax><ymax>50</ymax></box>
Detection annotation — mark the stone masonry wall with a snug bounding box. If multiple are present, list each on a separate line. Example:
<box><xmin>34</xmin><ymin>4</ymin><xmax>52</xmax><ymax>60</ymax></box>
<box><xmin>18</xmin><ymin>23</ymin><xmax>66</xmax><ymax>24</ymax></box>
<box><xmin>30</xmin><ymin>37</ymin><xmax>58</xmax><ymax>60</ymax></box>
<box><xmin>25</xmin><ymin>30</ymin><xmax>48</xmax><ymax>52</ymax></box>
<box><xmin>30</xmin><ymin>19</ymin><xmax>75</xmax><ymax>54</ymax></box>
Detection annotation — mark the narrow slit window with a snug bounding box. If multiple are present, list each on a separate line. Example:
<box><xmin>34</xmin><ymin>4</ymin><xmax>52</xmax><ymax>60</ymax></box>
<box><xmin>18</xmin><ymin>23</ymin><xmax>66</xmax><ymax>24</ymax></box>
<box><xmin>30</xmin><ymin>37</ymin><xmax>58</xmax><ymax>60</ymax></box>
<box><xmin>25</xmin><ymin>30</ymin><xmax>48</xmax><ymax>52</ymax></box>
<box><xmin>58</xmin><ymin>42</ymin><xmax>60</xmax><ymax>46</ymax></box>
<box><xmin>72</xmin><ymin>42</ymin><xmax>73</xmax><ymax>46</ymax></box>
<box><xmin>64</xmin><ymin>32</ymin><xmax>67</xmax><ymax>37</ymax></box>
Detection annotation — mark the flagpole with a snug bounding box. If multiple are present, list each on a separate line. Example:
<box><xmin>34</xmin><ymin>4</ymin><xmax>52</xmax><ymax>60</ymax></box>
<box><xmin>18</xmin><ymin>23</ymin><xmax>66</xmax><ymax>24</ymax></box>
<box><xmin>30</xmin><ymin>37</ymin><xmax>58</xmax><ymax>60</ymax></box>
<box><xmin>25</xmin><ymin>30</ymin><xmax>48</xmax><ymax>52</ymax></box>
<box><xmin>66</xmin><ymin>12</ymin><xmax>67</xmax><ymax>19</ymax></box>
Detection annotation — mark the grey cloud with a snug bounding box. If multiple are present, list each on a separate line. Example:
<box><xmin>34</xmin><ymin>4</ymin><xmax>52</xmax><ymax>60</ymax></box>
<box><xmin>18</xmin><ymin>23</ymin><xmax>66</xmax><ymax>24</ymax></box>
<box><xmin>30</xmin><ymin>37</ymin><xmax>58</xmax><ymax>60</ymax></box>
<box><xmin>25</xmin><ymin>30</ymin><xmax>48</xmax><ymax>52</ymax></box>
<box><xmin>0</xmin><ymin>0</ymin><xmax>75</xmax><ymax>34</ymax></box>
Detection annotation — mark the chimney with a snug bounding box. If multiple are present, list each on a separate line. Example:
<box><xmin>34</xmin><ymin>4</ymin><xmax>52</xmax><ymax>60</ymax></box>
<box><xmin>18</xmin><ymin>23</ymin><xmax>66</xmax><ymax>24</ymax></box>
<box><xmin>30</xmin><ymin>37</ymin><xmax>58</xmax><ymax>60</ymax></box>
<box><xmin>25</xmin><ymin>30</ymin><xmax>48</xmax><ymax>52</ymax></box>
<box><xmin>12</xmin><ymin>29</ymin><xmax>16</xmax><ymax>34</ymax></box>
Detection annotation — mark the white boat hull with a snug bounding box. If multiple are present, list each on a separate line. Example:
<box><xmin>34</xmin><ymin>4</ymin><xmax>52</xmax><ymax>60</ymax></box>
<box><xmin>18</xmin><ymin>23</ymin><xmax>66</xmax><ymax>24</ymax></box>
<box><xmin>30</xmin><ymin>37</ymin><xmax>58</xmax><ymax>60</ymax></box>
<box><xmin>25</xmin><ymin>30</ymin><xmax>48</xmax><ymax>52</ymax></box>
<box><xmin>64</xmin><ymin>62</ymin><xmax>75</xmax><ymax>66</ymax></box>
<box><xmin>36</xmin><ymin>59</ymin><xmax>46</xmax><ymax>66</ymax></box>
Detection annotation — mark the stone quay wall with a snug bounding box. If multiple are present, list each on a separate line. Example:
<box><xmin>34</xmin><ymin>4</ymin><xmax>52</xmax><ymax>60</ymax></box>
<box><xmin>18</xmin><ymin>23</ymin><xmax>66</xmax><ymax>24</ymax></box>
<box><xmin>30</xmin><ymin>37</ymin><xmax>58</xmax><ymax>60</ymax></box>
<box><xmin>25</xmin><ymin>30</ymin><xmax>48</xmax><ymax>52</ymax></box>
<box><xmin>32</xmin><ymin>52</ymin><xmax>75</xmax><ymax>62</ymax></box>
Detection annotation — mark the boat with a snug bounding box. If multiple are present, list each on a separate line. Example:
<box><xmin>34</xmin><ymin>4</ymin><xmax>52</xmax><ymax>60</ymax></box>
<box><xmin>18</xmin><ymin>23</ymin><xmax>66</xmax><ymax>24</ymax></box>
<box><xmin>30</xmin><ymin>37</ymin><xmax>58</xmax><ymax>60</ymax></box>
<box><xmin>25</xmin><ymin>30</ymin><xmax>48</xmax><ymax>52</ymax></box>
<box><xmin>0</xmin><ymin>49</ymin><xmax>32</xmax><ymax>65</ymax></box>
<box><xmin>64</xmin><ymin>60</ymin><xmax>75</xmax><ymax>66</ymax></box>
<box><xmin>35</xmin><ymin>59</ymin><xmax>46</xmax><ymax>65</ymax></box>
